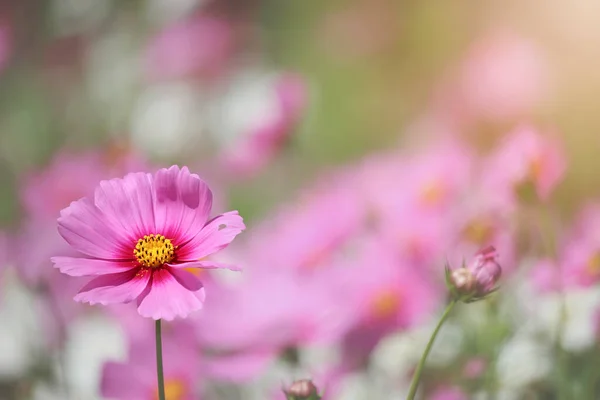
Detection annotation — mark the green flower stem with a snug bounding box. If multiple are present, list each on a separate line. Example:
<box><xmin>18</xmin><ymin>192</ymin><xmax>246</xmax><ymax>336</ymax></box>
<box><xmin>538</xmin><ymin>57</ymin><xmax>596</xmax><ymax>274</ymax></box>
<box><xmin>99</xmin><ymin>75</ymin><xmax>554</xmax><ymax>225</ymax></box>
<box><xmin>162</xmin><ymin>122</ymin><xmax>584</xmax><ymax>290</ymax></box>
<box><xmin>156</xmin><ymin>319</ymin><xmax>166</xmax><ymax>400</ymax></box>
<box><xmin>406</xmin><ymin>300</ymin><xmax>457</xmax><ymax>400</ymax></box>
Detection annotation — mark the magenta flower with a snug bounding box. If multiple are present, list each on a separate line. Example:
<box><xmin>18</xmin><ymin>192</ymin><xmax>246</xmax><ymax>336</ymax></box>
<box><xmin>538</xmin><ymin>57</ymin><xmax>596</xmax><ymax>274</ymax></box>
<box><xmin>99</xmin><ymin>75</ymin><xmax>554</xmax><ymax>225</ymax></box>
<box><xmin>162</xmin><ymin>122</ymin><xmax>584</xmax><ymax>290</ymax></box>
<box><xmin>51</xmin><ymin>165</ymin><xmax>245</xmax><ymax>320</ymax></box>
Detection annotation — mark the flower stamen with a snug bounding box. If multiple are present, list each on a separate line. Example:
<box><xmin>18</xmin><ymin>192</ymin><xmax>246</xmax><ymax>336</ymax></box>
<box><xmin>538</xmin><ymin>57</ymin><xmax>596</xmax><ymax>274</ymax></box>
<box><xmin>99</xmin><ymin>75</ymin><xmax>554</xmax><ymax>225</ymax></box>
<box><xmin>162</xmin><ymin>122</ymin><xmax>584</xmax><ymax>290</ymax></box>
<box><xmin>134</xmin><ymin>234</ymin><xmax>175</xmax><ymax>268</ymax></box>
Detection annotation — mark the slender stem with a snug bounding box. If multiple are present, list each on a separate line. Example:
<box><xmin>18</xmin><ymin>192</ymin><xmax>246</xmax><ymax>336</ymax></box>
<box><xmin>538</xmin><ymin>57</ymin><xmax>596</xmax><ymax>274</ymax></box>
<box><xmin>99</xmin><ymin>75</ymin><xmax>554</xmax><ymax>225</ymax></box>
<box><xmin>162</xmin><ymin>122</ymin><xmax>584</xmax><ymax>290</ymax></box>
<box><xmin>156</xmin><ymin>319</ymin><xmax>166</xmax><ymax>400</ymax></box>
<box><xmin>406</xmin><ymin>300</ymin><xmax>457</xmax><ymax>400</ymax></box>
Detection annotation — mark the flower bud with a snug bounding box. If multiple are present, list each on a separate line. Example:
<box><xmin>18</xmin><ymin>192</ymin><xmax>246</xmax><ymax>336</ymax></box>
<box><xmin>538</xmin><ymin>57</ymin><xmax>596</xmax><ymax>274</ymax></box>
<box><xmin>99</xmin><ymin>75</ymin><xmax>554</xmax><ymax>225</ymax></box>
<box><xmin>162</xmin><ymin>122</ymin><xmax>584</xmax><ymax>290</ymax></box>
<box><xmin>284</xmin><ymin>379</ymin><xmax>320</xmax><ymax>400</ymax></box>
<box><xmin>446</xmin><ymin>246</ymin><xmax>502</xmax><ymax>302</ymax></box>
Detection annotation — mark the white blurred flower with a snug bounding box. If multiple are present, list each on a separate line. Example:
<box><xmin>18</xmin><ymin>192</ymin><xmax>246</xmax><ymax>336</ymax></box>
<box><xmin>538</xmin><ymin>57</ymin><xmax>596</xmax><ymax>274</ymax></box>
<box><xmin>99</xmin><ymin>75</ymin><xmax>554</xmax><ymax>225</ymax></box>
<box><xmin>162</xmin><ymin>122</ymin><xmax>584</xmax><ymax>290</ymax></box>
<box><xmin>64</xmin><ymin>314</ymin><xmax>126</xmax><ymax>399</ymax></box>
<box><xmin>208</xmin><ymin>69</ymin><xmax>286</xmax><ymax>148</ymax></box>
<box><xmin>0</xmin><ymin>273</ymin><xmax>40</xmax><ymax>378</ymax></box>
<box><xmin>130</xmin><ymin>83</ymin><xmax>207</xmax><ymax>158</ymax></box>
<box><xmin>371</xmin><ymin>319</ymin><xmax>463</xmax><ymax>380</ymax></box>
<box><xmin>532</xmin><ymin>287</ymin><xmax>600</xmax><ymax>351</ymax></box>
<box><xmin>86</xmin><ymin>30</ymin><xmax>141</xmax><ymax>132</ymax></box>
<box><xmin>334</xmin><ymin>371</ymin><xmax>406</xmax><ymax>400</ymax></box>
<box><xmin>496</xmin><ymin>330</ymin><xmax>552</xmax><ymax>390</ymax></box>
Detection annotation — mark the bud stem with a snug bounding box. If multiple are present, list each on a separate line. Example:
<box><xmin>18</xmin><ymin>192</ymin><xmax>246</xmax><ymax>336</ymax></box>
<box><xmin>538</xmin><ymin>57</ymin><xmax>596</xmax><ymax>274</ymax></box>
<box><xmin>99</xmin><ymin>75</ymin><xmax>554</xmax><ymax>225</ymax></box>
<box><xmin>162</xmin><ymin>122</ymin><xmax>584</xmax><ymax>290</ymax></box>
<box><xmin>406</xmin><ymin>300</ymin><xmax>457</xmax><ymax>400</ymax></box>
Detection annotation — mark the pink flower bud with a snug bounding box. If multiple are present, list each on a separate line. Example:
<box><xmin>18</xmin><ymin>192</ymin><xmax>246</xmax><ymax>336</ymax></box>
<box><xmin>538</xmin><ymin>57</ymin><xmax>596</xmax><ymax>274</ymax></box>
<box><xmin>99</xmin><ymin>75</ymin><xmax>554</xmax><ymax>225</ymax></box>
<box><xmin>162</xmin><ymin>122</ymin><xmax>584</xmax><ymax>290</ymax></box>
<box><xmin>446</xmin><ymin>246</ymin><xmax>502</xmax><ymax>302</ymax></box>
<box><xmin>450</xmin><ymin>268</ymin><xmax>476</xmax><ymax>293</ymax></box>
<box><xmin>284</xmin><ymin>380</ymin><xmax>319</xmax><ymax>400</ymax></box>
<box><xmin>468</xmin><ymin>246</ymin><xmax>502</xmax><ymax>296</ymax></box>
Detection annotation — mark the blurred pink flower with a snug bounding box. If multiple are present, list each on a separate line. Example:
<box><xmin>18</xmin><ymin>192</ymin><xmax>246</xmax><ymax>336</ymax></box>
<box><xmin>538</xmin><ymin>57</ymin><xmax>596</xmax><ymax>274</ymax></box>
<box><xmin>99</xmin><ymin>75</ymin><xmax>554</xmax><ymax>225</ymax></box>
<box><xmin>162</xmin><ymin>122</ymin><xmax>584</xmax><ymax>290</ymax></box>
<box><xmin>195</xmin><ymin>272</ymin><xmax>352</xmax><ymax>381</ymax></box>
<box><xmin>463</xmin><ymin>357</ymin><xmax>487</xmax><ymax>379</ymax></box>
<box><xmin>247</xmin><ymin>171</ymin><xmax>365</xmax><ymax>275</ymax></box>
<box><xmin>364</xmin><ymin>140</ymin><xmax>473</xmax><ymax>213</ymax></box>
<box><xmin>529</xmin><ymin>258</ymin><xmax>561</xmax><ymax>293</ymax></box>
<box><xmin>482</xmin><ymin>125</ymin><xmax>566</xmax><ymax>203</ymax></box>
<box><xmin>446</xmin><ymin>186</ymin><xmax>517</xmax><ymax>275</ymax></box>
<box><xmin>102</xmin><ymin>329</ymin><xmax>200</xmax><ymax>399</ymax></box>
<box><xmin>337</xmin><ymin>239</ymin><xmax>441</xmax><ymax>368</ymax></box>
<box><xmin>145</xmin><ymin>15</ymin><xmax>235</xmax><ymax>81</ymax></box>
<box><xmin>532</xmin><ymin>239</ymin><xmax>600</xmax><ymax>291</ymax></box>
<box><xmin>12</xmin><ymin>149</ymin><xmax>150</xmax><ymax>347</ymax></box>
<box><xmin>21</xmin><ymin>150</ymin><xmax>144</xmax><ymax>221</ymax></box>
<box><xmin>361</xmin><ymin>140</ymin><xmax>472</xmax><ymax>266</ymax></box>
<box><xmin>437</xmin><ymin>30</ymin><xmax>550</xmax><ymax>123</ymax></box>
<box><xmin>52</xmin><ymin>165</ymin><xmax>245</xmax><ymax>320</ymax></box>
<box><xmin>16</xmin><ymin>148</ymin><xmax>148</xmax><ymax>283</ymax></box>
<box><xmin>221</xmin><ymin>73</ymin><xmax>308</xmax><ymax>177</ymax></box>
<box><xmin>530</xmin><ymin>204</ymin><xmax>600</xmax><ymax>292</ymax></box>
<box><xmin>430</xmin><ymin>386</ymin><xmax>468</xmax><ymax>400</ymax></box>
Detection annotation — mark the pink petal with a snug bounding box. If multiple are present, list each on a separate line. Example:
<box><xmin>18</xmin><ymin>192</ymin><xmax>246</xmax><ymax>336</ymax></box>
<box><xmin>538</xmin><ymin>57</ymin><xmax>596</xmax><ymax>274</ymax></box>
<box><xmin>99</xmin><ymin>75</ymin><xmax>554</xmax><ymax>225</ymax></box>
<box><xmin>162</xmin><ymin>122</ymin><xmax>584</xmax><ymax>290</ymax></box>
<box><xmin>203</xmin><ymin>350</ymin><xmax>277</xmax><ymax>382</ymax></box>
<box><xmin>51</xmin><ymin>256</ymin><xmax>137</xmax><ymax>277</ymax></box>
<box><xmin>177</xmin><ymin>211</ymin><xmax>245</xmax><ymax>261</ymax></box>
<box><xmin>94</xmin><ymin>172</ymin><xmax>156</xmax><ymax>239</ymax></box>
<box><xmin>101</xmin><ymin>362</ymin><xmax>151</xmax><ymax>400</ymax></box>
<box><xmin>170</xmin><ymin>260</ymin><xmax>242</xmax><ymax>272</ymax></box>
<box><xmin>57</xmin><ymin>197</ymin><xmax>133</xmax><ymax>259</ymax></box>
<box><xmin>153</xmin><ymin>166</ymin><xmax>213</xmax><ymax>244</ymax></box>
<box><xmin>74</xmin><ymin>268</ymin><xmax>151</xmax><ymax>305</ymax></box>
<box><xmin>137</xmin><ymin>267</ymin><xmax>205</xmax><ymax>320</ymax></box>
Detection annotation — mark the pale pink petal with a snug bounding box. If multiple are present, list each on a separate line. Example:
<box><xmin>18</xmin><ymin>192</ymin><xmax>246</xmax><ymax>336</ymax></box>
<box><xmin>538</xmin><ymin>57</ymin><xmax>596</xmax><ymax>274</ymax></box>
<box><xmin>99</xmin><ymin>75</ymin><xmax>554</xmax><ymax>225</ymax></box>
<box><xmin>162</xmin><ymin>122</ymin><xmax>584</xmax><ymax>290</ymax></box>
<box><xmin>57</xmin><ymin>197</ymin><xmax>131</xmax><ymax>259</ymax></box>
<box><xmin>203</xmin><ymin>350</ymin><xmax>277</xmax><ymax>382</ymax></box>
<box><xmin>74</xmin><ymin>268</ymin><xmax>151</xmax><ymax>305</ymax></box>
<box><xmin>101</xmin><ymin>362</ymin><xmax>151</xmax><ymax>400</ymax></box>
<box><xmin>137</xmin><ymin>268</ymin><xmax>205</xmax><ymax>320</ymax></box>
<box><xmin>51</xmin><ymin>256</ymin><xmax>137</xmax><ymax>276</ymax></box>
<box><xmin>177</xmin><ymin>211</ymin><xmax>245</xmax><ymax>261</ymax></box>
<box><xmin>94</xmin><ymin>172</ymin><xmax>156</xmax><ymax>239</ymax></box>
<box><xmin>170</xmin><ymin>260</ymin><xmax>242</xmax><ymax>271</ymax></box>
<box><xmin>153</xmin><ymin>166</ymin><xmax>212</xmax><ymax>244</ymax></box>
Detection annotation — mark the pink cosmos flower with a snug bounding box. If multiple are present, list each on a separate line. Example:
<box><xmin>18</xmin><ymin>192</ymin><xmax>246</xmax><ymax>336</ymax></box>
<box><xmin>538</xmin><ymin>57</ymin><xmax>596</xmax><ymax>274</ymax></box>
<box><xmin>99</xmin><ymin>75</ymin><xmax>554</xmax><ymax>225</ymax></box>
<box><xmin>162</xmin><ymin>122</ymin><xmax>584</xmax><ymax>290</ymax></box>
<box><xmin>145</xmin><ymin>15</ymin><xmax>235</xmax><ymax>81</ymax></box>
<box><xmin>360</xmin><ymin>140</ymin><xmax>472</xmax><ymax>266</ymax></box>
<box><xmin>463</xmin><ymin>357</ymin><xmax>487</xmax><ymax>379</ymax></box>
<box><xmin>336</xmin><ymin>239</ymin><xmax>440</xmax><ymax>369</ymax></box>
<box><xmin>15</xmin><ymin>148</ymin><xmax>149</xmax><ymax>347</ymax></box>
<box><xmin>531</xmin><ymin>238</ymin><xmax>600</xmax><ymax>291</ymax></box>
<box><xmin>430</xmin><ymin>30</ymin><xmax>550</xmax><ymax>128</ymax></box>
<box><xmin>455</xmin><ymin>31</ymin><xmax>549</xmax><ymax>122</ymax></box>
<box><xmin>448</xmin><ymin>185</ymin><xmax>516</xmax><ymax>274</ymax></box>
<box><xmin>246</xmin><ymin>171</ymin><xmax>365</xmax><ymax>275</ymax></box>
<box><xmin>220</xmin><ymin>73</ymin><xmax>308</xmax><ymax>177</ymax></box>
<box><xmin>482</xmin><ymin>125</ymin><xmax>566</xmax><ymax>204</ymax></box>
<box><xmin>195</xmin><ymin>271</ymin><xmax>352</xmax><ymax>382</ymax></box>
<box><xmin>51</xmin><ymin>165</ymin><xmax>245</xmax><ymax>320</ymax></box>
<box><xmin>102</xmin><ymin>330</ymin><xmax>201</xmax><ymax>399</ymax></box>
<box><xmin>530</xmin><ymin>204</ymin><xmax>600</xmax><ymax>292</ymax></box>
<box><xmin>430</xmin><ymin>386</ymin><xmax>468</xmax><ymax>400</ymax></box>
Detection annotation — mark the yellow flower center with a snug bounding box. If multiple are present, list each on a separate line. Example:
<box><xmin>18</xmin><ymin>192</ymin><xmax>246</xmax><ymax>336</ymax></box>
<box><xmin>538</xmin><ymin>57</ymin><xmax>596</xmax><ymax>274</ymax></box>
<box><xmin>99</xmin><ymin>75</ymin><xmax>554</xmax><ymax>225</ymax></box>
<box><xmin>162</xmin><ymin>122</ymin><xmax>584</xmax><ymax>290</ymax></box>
<box><xmin>154</xmin><ymin>379</ymin><xmax>186</xmax><ymax>400</ymax></box>
<box><xmin>419</xmin><ymin>180</ymin><xmax>445</xmax><ymax>206</ymax></box>
<box><xmin>463</xmin><ymin>219</ymin><xmax>494</xmax><ymax>244</ymax></box>
<box><xmin>529</xmin><ymin>154</ymin><xmax>544</xmax><ymax>182</ymax></box>
<box><xmin>134</xmin><ymin>234</ymin><xmax>175</xmax><ymax>268</ymax></box>
<box><xmin>587</xmin><ymin>253</ymin><xmax>600</xmax><ymax>276</ymax></box>
<box><xmin>371</xmin><ymin>289</ymin><xmax>400</xmax><ymax>319</ymax></box>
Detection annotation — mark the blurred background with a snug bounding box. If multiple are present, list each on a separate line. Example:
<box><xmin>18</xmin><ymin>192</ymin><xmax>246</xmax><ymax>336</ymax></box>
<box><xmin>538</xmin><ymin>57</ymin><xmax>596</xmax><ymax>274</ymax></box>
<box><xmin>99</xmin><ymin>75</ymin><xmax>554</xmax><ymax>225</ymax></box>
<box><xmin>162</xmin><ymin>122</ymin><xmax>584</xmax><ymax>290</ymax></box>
<box><xmin>2</xmin><ymin>0</ymin><xmax>600</xmax><ymax>399</ymax></box>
